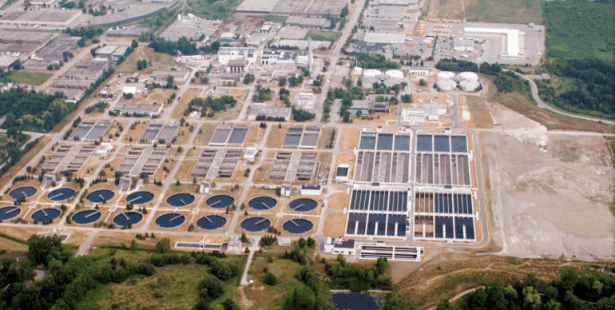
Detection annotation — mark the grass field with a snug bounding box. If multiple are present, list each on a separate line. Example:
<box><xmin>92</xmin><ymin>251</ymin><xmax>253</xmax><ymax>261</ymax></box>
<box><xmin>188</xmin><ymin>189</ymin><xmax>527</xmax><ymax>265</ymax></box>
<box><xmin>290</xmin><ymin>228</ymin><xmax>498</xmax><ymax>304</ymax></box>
<box><xmin>0</xmin><ymin>70</ymin><xmax>53</xmax><ymax>85</ymax></box>
<box><xmin>185</xmin><ymin>0</ymin><xmax>242</xmax><ymax>20</ymax></box>
<box><xmin>483</xmin><ymin>76</ymin><xmax>614</xmax><ymax>133</ymax></box>
<box><xmin>264</xmin><ymin>15</ymin><xmax>288</xmax><ymax>24</ymax></box>
<box><xmin>542</xmin><ymin>0</ymin><xmax>614</xmax><ymax>61</ymax></box>
<box><xmin>437</xmin><ymin>0</ymin><xmax>542</xmax><ymax>24</ymax></box>
<box><xmin>305</xmin><ymin>30</ymin><xmax>342</xmax><ymax>42</ymax></box>
<box><xmin>78</xmin><ymin>248</ymin><xmax>246</xmax><ymax>309</ymax></box>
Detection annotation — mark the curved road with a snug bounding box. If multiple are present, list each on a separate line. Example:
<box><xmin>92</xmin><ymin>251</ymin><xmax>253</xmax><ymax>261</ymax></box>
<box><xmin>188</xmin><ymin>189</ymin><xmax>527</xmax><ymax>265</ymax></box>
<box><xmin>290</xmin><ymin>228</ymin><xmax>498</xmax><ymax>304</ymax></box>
<box><xmin>507</xmin><ymin>70</ymin><xmax>615</xmax><ymax>126</ymax></box>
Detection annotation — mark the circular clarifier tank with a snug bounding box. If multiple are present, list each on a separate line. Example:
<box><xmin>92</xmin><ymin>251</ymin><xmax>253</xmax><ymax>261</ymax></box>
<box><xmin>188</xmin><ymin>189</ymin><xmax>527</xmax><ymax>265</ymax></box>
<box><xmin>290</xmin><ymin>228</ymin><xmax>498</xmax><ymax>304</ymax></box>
<box><xmin>240</xmin><ymin>217</ymin><xmax>271</xmax><ymax>232</ymax></box>
<box><xmin>205</xmin><ymin>195</ymin><xmax>235</xmax><ymax>209</ymax></box>
<box><xmin>196</xmin><ymin>215</ymin><xmax>227</xmax><ymax>230</ymax></box>
<box><xmin>288</xmin><ymin>198</ymin><xmax>318</xmax><ymax>212</ymax></box>
<box><xmin>155</xmin><ymin>213</ymin><xmax>186</xmax><ymax>228</ymax></box>
<box><xmin>86</xmin><ymin>189</ymin><xmax>115</xmax><ymax>203</ymax></box>
<box><xmin>113</xmin><ymin>211</ymin><xmax>143</xmax><ymax>226</ymax></box>
<box><xmin>9</xmin><ymin>186</ymin><xmax>37</xmax><ymax>200</ymax></box>
<box><xmin>47</xmin><ymin>188</ymin><xmax>76</xmax><ymax>201</ymax></box>
<box><xmin>31</xmin><ymin>208</ymin><xmax>61</xmax><ymax>222</ymax></box>
<box><xmin>0</xmin><ymin>206</ymin><xmax>21</xmax><ymax>220</ymax></box>
<box><xmin>248</xmin><ymin>196</ymin><xmax>277</xmax><ymax>210</ymax></box>
<box><xmin>72</xmin><ymin>210</ymin><xmax>102</xmax><ymax>224</ymax></box>
<box><xmin>282</xmin><ymin>218</ymin><xmax>314</xmax><ymax>234</ymax></box>
<box><xmin>166</xmin><ymin>193</ymin><xmax>195</xmax><ymax>207</ymax></box>
<box><xmin>126</xmin><ymin>191</ymin><xmax>154</xmax><ymax>205</ymax></box>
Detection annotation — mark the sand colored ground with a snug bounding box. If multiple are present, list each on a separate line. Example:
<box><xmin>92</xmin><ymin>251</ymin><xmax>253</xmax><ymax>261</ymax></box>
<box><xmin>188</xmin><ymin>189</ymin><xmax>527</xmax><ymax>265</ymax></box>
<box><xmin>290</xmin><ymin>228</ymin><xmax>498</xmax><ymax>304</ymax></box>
<box><xmin>265</xmin><ymin>124</ymin><xmax>288</xmax><ymax>148</ymax></box>
<box><xmin>193</xmin><ymin>123</ymin><xmax>217</xmax><ymax>146</ymax></box>
<box><xmin>252</xmin><ymin>162</ymin><xmax>273</xmax><ymax>184</ymax></box>
<box><xmin>62</xmin><ymin>229</ymin><xmax>92</xmax><ymax>248</ymax></box>
<box><xmin>171</xmin><ymin>125</ymin><xmax>195</xmax><ymax>145</ymax></box>
<box><xmin>0</xmin><ymin>226</ymin><xmax>44</xmax><ymax>242</ymax></box>
<box><xmin>174</xmin><ymin>158</ymin><xmax>198</xmax><ymax>182</ymax></box>
<box><xmin>152</xmin><ymin>156</ymin><xmax>179</xmax><ymax>180</ymax></box>
<box><xmin>328</xmin><ymin>191</ymin><xmax>351</xmax><ymax>210</ymax></box>
<box><xmin>89</xmin><ymin>231</ymin><xmax>216</xmax><ymax>250</ymax></box>
<box><xmin>334</xmin><ymin>152</ymin><xmax>356</xmax><ymax>183</ymax></box>
<box><xmin>458</xmin><ymin>95</ymin><xmax>494</xmax><ymax>129</ymax></box>
<box><xmin>338</xmin><ymin>106</ymin><xmax>399</xmax><ymax>126</ymax></box>
<box><xmin>339</xmin><ymin>127</ymin><xmax>360</xmax><ymax>149</ymax></box>
<box><xmin>0</xmin><ymin>235</ymin><xmax>28</xmax><ymax>252</ymax></box>
<box><xmin>103</xmin><ymin>120</ymin><xmax>129</xmax><ymax>142</ymax></box>
<box><xmin>122</xmin><ymin>88</ymin><xmax>176</xmax><ymax>107</ymax></box>
<box><xmin>322</xmin><ymin>213</ymin><xmax>347</xmax><ymax>237</ymax></box>
<box><xmin>122</xmin><ymin>120</ymin><xmax>149</xmax><ymax>143</ymax></box>
<box><xmin>244</xmin><ymin>125</ymin><xmax>266</xmax><ymax>147</ymax></box>
<box><xmin>318</xmin><ymin>127</ymin><xmax>336</xmax><ymax>149</ymax></box>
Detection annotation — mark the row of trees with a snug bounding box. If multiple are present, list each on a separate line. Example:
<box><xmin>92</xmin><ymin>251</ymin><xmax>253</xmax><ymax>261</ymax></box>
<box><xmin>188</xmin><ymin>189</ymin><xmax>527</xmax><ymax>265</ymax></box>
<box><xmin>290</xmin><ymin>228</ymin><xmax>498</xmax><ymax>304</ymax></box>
<box><xmin>148</xmin><ymin>36</ymin><xmax>199</xmax><ymax>55</ymax></box>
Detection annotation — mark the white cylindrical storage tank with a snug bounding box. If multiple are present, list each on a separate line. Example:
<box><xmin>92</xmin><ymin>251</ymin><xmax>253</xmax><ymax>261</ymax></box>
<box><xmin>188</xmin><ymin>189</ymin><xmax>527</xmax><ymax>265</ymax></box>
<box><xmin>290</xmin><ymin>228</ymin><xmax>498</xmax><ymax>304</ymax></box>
<box><xmin>437</xmin><ymin>71</ymin><xmax>456</xmax><ymax>81</ymax></box>
<box><xmin>436</xmin><ymin>79</ymin><xmax>457</xmax><ymax>91</ymax></box>
<box><xmin>363</xmin><ymin>69</ymin><xmax>382</xmax><ymax>78</ymax></box>
<box><xmin>385</xmin><ymin>69</ymin><xmax>404</xmax><ymax>79</ymax></box>
<box><xmin>459</xmin><ymin>80</ymin><xmax>480</xmax><ymax>91</ymax></box>
<box><xmin>458</xmin><ymin>72</ymin><xmax>479</xmax><ymax>82</ymax></box>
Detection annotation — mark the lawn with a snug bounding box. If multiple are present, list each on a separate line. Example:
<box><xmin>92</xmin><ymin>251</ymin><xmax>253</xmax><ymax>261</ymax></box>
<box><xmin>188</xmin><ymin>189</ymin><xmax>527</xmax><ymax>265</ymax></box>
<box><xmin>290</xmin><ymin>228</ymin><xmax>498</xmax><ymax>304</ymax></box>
<box><xmin>264</xmin><ymin>15</ymin><xmax>288</xmax><ymax>24</ymax></box>
<box><xmin>77</xmin><ymin>248</ymin><xmax>246</xmax><ymax>310</ymax></box>
<box><xmin>542</xmin><ymin>0</ymin><xmax>614</xmax><ymax>61</ymax></box>
<box><xmin>305</xmin><ymin>30</ymin><xmax>342</xmax><ymax>42</ymax></box>
<box><xmin>0</xmin><ymin>70</ymin><xmax>53</xmax><ymax>85</ymax></box>
<box><xmin>437</xmin><ymin>0</ymin><xmax>542</xmax><ymax>24</ymax></box>
<box><xmin>185</xmin><ymin>0</ymin><xmax>242</xmax><ymax>20</ymax></box>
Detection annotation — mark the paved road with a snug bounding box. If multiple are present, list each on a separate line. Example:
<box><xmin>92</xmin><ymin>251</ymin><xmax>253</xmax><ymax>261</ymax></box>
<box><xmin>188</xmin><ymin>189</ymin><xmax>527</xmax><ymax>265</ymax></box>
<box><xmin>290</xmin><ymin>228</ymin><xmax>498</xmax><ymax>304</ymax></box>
<box><xmin>507</xmin><ymin>70</ymin><xmax>615</xmax><ymax>126</ymax></box>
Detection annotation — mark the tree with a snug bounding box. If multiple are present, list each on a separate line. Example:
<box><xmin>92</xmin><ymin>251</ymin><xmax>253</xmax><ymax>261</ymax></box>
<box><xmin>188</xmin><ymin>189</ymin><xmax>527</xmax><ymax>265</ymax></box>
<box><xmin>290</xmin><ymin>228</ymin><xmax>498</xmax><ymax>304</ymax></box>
<box><xmin>130</xmin><ymin>240</ymin><xmax>138</xmax><ymax>252</ymax></box>
<box><xmin>522</xmin><ymin>286</ymin><xmax>541</xmax><ymax>310</ymax></box>
<box><xmin>198</xmin><ymin>276</ymin><xmax>224</xmax><ymax>300</ymax></box>
<box><xmin>167</xmin><ymin>75</ymin><xmax>174</xmax><ymax>85</ymax></box>
<box><xmin>357</xmin><ymin>78</ymin><xmax>362</xmax><ymax>86</ymax></box>
<box><xmin>262</xmin><ymin>271</ymin><xmax>278</xmax><ymax>285</ymax></box>
<box><xmin>27</xmin><ymin>235</ymin><xmax>71</xmax><ymax>266</ymax></box>
<box><xmin>345</xmin><ymin>79</ymin><xmax>353</xmax><ymax>88</ymax></box>
<box><xmin>355</xmin><ymin>110</ymin><xmax>362</xmax><ymax>118</ymax></box>
<box><xmin>155</xmin><ymin>238</ymin><xmax>171</xmax><ymax>254</ymax></box>
<box><xmin>419</xmin><ymin>79</ymin><xmax>427</xmax><ymax>86</ymax></box>
<box><xmin>340</xmin><ymin>5</ymin><xmax>349</xmax><ymax>18</ymax></box>
<box><xmin>279</xmin><ymin>76</ymin><xmax>287</xmax><ymax>87</ymax></box>
<box><xmin>131</xmin><ymin>39</ymin><xmax>138</xmax><ymax>48</ymax></box>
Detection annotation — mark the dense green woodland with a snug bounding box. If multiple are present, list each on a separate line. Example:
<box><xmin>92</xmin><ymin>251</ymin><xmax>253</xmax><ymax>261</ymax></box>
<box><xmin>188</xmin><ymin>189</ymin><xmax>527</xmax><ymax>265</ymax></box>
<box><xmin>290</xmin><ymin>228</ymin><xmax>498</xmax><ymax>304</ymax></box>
<box><xmin>384</xmin><ymin>271</ymin><xmax>615</xmax><ymax>310</ymax></box>
<box><xmin>537</xmin><ymin>59</ymin><xmax>615</xmax><ymax>118</ymax></box>
<box><xmin>0</xmin><ymin>89</ymin><xmax>74</xmax><ymax>133</ymax></box>
<box><xmin>0</xmin><ymin>236</ymin><xmax>243</xmax><ymax>310</ymax></box>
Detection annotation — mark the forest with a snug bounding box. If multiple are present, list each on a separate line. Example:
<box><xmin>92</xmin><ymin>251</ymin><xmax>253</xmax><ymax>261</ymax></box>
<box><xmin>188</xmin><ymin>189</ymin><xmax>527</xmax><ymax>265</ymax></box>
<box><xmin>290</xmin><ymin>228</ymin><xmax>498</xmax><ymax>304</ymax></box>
<box><xmin>0</xmin><ymin>89</ymin><xmax>74</xmax><ymax>132</ymax></box>
<box><xmin>148</xmin><ymin>36</ymin><xmax>200</xmax><ymax>55</ymax></box>
<box><xmin>537</xmin><ymin>59</ymin><xmax>615</xmax><ymax>119</ymax></box>
<box><xmin>384</xmin><ymin>271</ymin><xmax>615</xmax><ymax>310</ymax></box>
<box><xmin>0</xmin><ymin>235</ymin><xmax>243</xmax><ymax>310</ymax></box>
<box><xmin>355</xmin><ymin>53</ymin><xmax>400</xmax><ymax>70</ymax></box>
<box><xmin>186</xmin><ymin>95</ymin><xmax>237</xmax><ymax>117</ymax></box>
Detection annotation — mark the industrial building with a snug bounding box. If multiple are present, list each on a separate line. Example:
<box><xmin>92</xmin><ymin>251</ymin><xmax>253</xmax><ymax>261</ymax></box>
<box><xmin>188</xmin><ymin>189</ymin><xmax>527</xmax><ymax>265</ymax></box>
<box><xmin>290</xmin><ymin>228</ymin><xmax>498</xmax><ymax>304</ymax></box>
<box><xmin>150</xmin><ymin>69</ymin><xmax>190</xmax><ymax>83</ymax></box>
<box><xmin>402</xmin><ymin>104</ymin><xmax>447</xmax><ymax>122</ymax></box>
<box><xmin>236</xmin><ymin>0</ymin><xmax>346</xmax><ymax>17</ymax></box>
<box><xmin>365</xmin><ymin>19</ymin><xmax>399</xmax><ymax>30</ymax></box>
<box><xmin>273</xmin><ymin>39</ymin><xmax>332</xmax><ymax>50</ymax></box>
<box><xmin>464</xmin><ymin>27</ymin><xmax>524</xmax><ymax>59</ymax></box>
<box><xmin>248</xmin><ymin>106</ymin><xmax>292</xmax><ymax>121</ymax></box>
<box><xmin>350</xmin><ymin>99</ymin><xmax>390</xmax><ymax>115</ymax></box>
<box><xmin>160</xmin><ymin>14</ymin><xmax>217</xmax><ymax>42</ymax></box>
<box><xmin>374</xmin><ymin>0</ymin><xmax>418</xmax><ymax>6</ymax></box>
<box><xmin>113</xmin><ymin>103</ymin><xmax>164</xmax><ymax>117</ymax></box>
<box><xmin>218</xmin><ymin>47</ymin><xmax>257</xmax><ymax>65</ymax></box>
<box><xmin>453</xmin><ymin>38</ymin><xmax>474</xmax><ymax>52</ymax></box>
<box><xmin>365</xmin><ymin>6</ymin><xmax>406</xmax><ymax>19</ymax></box>
<box><xmin>324</xmin><ymin>238</ymin><xmax>356</xmax><ymax>255</ymax></box>
<box><xmin>364</xmin><ymin>33</ymin><xmax>405</xmax><ymax>44</ymax></box>
<box><xmin>407</xmin><ymin>66</ymin><xmax>433</xmax><ymax>76</ymax></box>
<box><xmin>285</xmin><ymin>16</ymin><xmax>331</xmax><ymax>29</ymax></box>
